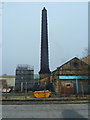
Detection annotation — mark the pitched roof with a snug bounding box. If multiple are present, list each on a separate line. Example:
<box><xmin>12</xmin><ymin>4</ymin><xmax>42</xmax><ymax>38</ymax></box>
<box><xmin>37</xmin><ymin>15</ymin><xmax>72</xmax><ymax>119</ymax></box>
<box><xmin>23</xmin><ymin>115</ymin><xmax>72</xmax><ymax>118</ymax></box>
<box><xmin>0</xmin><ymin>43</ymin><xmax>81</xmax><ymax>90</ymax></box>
<box><xmin>52</xmin><ymin>57</ymin><xmax>79</xmax><ymax>73</ymax></box>
<box><xmin>57</xmin><ymin>57</ymin><xmax>79</xmax><ymax>69</ymax></box>
<box><xmin>52</xmin><ymin>57</ymin><xmax>90</xmax><ymax>73</ymax></box>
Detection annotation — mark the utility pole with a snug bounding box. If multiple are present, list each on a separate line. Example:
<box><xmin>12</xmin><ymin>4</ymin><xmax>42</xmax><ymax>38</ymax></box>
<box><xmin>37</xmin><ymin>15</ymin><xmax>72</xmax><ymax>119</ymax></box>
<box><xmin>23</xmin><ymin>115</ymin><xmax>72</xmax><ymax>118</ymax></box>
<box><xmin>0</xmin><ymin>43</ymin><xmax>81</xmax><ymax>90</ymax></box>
<box><xmin>21</xmin><ymin>82</ymin><xmax>23</xmax><ymax>92</ymax></box>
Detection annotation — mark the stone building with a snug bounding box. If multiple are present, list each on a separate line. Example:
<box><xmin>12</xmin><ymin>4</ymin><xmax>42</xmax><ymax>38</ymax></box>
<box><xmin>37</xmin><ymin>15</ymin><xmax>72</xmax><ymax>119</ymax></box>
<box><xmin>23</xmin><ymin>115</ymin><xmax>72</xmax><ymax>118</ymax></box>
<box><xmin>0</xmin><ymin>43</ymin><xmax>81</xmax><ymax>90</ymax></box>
<box><xmin>52</xmin><ymin>57</ymin><xmax>90</xmax><ymax>95</ymax></box>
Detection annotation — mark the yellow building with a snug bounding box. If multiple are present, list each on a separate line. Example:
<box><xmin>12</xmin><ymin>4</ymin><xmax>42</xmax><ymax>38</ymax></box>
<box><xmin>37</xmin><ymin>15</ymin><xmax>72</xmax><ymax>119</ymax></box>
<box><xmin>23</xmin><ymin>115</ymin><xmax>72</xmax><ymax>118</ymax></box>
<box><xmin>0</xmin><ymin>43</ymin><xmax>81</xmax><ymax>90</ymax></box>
<box><xmin>0</xmin><ymin>75</ymin><xmax>15</xmax><ymax>88</ymax></box>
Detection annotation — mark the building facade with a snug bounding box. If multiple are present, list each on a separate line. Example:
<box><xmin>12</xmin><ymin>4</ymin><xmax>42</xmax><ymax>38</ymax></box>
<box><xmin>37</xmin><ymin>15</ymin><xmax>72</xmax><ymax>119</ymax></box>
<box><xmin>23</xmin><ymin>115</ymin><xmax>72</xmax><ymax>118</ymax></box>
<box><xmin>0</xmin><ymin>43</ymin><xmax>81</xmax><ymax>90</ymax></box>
<box><xmin>52</xmin><ymin>57</ymin><xmax>90</xmax><ymax>95</ymax></box>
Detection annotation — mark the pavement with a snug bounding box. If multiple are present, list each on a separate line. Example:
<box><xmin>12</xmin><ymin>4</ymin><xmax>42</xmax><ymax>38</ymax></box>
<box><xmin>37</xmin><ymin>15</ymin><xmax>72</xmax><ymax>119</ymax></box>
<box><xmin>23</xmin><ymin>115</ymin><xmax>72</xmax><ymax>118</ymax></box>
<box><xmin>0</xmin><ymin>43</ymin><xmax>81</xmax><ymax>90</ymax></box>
<box><xmin>1</xmin><ymin>103</ymin><xmax>89</xmax><ymax>119</ymax></box>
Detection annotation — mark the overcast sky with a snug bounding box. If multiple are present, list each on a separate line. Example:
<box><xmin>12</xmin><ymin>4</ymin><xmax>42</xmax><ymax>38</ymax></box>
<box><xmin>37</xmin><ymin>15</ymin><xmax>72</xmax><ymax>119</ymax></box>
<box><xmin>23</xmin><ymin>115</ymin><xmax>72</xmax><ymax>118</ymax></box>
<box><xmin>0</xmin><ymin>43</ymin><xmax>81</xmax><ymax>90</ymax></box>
<box><xmin>2</xmin><ymin>2</ymin><xmax>88</xmax><ymax>75</ymax></box>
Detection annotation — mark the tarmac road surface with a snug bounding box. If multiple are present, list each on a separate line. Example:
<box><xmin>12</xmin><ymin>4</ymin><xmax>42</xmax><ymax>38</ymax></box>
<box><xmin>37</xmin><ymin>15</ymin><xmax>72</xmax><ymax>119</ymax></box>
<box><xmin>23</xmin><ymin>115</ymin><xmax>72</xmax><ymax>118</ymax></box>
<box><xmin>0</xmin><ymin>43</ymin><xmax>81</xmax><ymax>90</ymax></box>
<box><xmin>1</xmin><ymin>104</ymin><xmax>89</xmax><ymax>119</ymax></box>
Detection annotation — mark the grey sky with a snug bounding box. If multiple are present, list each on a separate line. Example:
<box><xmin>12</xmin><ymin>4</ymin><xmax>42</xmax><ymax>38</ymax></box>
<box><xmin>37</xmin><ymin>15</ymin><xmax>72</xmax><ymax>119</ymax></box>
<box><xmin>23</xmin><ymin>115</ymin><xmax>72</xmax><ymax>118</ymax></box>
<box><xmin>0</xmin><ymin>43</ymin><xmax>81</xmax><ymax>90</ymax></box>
<box><xmin>2</xmin><ymin>2</ymin><xmax>88</xmax><ymax>75</ymax></box>
<box><xmin>0</xmin><ymin>3</ymin><xmax>2</xmax><ymax>76</ymax></box>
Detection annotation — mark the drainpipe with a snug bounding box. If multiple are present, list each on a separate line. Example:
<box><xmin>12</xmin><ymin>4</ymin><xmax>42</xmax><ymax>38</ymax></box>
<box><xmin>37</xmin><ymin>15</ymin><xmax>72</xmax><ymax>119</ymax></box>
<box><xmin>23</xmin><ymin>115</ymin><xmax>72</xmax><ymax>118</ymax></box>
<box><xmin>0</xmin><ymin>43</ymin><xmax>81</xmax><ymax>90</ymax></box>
<box><xmin>76</xmin><ymin>79</ymin><xmax>78</xmax><ymax>94</ymax></box>
<box><xmin>81</xmin><ymin>82</ymin><xmax>84</xmax><ymax>96</ymax></box>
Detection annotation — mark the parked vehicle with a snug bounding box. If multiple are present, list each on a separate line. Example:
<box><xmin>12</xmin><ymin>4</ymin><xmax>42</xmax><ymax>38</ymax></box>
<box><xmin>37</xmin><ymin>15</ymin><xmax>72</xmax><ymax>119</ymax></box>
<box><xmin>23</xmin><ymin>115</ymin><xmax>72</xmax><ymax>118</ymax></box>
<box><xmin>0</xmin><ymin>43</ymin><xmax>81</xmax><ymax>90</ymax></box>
<box><xmin>2</xmin><ymin>88</ymin><xmax>12</xmax><ymax>93</ymax></box>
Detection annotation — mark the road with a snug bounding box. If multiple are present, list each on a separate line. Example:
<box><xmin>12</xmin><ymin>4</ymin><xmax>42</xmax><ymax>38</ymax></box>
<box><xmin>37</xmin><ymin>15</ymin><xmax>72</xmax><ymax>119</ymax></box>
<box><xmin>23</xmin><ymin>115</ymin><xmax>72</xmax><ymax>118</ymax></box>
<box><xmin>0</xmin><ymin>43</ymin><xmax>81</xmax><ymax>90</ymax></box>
<box><xmin>1</xmin><ymin>103</ymin><xmax>89</xmax><ymax>119</ymax></box>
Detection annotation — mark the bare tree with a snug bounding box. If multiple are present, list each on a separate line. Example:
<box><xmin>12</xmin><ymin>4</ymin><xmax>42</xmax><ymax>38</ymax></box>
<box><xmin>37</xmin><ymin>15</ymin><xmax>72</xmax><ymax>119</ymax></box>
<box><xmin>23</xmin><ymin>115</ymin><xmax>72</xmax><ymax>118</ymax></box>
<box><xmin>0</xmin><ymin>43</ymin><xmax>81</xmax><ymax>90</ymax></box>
<box><xmin>81</xmin><ymin>48</ymin><xmax>90</xmax><ymax>58</ymax></box>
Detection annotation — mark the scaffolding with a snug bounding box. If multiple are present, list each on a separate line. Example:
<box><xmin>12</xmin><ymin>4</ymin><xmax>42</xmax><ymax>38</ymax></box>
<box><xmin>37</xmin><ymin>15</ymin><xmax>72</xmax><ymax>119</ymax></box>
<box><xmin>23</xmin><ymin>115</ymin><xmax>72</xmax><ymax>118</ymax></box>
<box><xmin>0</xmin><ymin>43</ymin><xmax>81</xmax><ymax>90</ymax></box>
<box><xmin>16</xmin><ymin>64</ymin><xmax>34</xmax><ymax>71</ymax></box>
<box><xmin>15</xmin><ymin>64</ymin><xmax>34</xmax><ymax>92</ymax></box>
